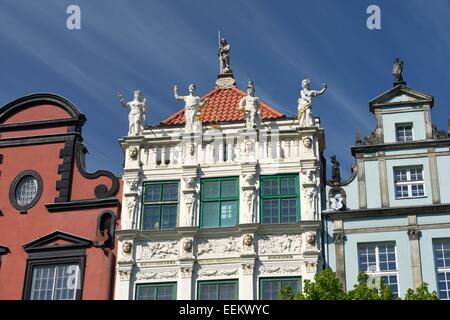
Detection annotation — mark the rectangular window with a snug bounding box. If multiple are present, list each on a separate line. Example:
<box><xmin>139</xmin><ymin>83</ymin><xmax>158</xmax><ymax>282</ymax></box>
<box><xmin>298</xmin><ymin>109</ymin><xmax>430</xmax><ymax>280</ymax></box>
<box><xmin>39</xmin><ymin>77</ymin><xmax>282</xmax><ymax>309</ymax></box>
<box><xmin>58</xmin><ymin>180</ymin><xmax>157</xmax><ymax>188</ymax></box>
<box><xmin>261</xmin><ymin>174</ymin><xmax>299</xmax><ymax>224</ymax></box>
<box><xmin>394</xmin><ymin>167</ymin><xmax>425</xmax><ymax>199</ymax></box>
<box><xmin>358</xmin><ymin>242</ymin><xmax>399</xmax><ymax>298</ymax></box>
<box><xmin>136</xmin><ymin>283</ymin><xmax>177</xmax><ymax>300</ymax></box>
<box><xmin>434</xmin><ymin>239</ymin><xmax>450</xmax><ymax>300</ymax></box>
<box><xmin>396</xmin><ymin>124</ymin><xmax>413</xmax><ymax>142</ymax></box>
<box><xmin>200</xmin><ymin>177</ymin><xmax>238</xmax><ymax>228</ymax></box>
<box><xmin>30</xmin><ymin>263</ymin><xmax>80</xmax><ymax>300</ymax></box>
<box><xmin>259</xmin><ymin>277</ymin><xmax>301</xmax><ymax>300</ymax></box>
<box><xmin>198</xmin><ymin>280</ymin><xmax>238</xmax><ymax>300</ymax></box>
<box><xmin>141</xmin><ymin>181</ymin><xmax>179</xmax><ymax>230</ymax></box>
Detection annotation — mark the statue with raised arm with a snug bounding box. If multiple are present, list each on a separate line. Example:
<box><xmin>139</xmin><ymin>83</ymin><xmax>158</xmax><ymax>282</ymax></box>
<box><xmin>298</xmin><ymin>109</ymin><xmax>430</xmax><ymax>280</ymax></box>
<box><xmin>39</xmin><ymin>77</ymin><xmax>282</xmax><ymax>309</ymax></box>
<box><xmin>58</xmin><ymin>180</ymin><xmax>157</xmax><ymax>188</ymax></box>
<box><xmin>297</xmin><ymin>79</ymin><xmax>327</xmax><ymax>127</ymax></box>
<box><xmin>173</xmin><ymin>84</ymin><xmax>208</xmax><ymax>133</ymax></box>
<box><xmin>239</xmin><ymin>80</ymin><xmax>261</xmax><ymax>129</ymax></box>
<box><xmin>392</xmin><ymin>57</ymin><xmax>406</xmax><ymax>86</ymax></box>
<box><xmin>218</xmin><ymin>37</ymin><xmax>232</xmax><ymax>74</ymax></box>
<box><xmin>118</xmin><ymin>90</ymin><xmax>147</xmax><ymax>136</ymax></box>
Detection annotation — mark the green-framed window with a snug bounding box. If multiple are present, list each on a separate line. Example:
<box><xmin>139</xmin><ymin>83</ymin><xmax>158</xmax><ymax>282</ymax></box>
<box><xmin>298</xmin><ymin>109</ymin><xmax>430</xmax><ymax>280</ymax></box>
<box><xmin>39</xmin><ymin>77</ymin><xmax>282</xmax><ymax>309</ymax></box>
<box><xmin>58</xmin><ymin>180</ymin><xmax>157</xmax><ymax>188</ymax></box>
<box><xmin>141</xmin><ymin>181</ymin><xmax>179</xmax><ymax>230</ymax></box>
<box><xmin>200</xmin><ymin>177</ymin><xmax>239</xmax><ymax>228</ymax></box>
<box><xmin>135</xmin><ymin>282</ymin><xmax>177</xmax><ymax>300</ymax></box>
<box><xmin>197</xmin><ymin>280</ymin><xmax>238</xmax><ymax>300</ymax></box>
<box><xmin>259</xmin><ymin>277</ymin><xmax>301</xmax><ymax>300</ymax></box>
<box><xmin>260</xmin><ymin>174</ymin><xmax>300</xmax><ymax>224</ymax></box>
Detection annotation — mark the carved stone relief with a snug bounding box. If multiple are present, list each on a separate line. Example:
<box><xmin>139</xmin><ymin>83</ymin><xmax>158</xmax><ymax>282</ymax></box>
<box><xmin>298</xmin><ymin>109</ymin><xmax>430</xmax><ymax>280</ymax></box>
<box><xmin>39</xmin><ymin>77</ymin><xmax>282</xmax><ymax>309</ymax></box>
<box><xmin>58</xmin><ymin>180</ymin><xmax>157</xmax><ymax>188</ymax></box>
<box><xmin>258</xmin><ymin>234</ymin><xmax>302</xmax><ymax>255</ymax></box>
<box><xmin>139</xmin><ymin>241</ymin><xmax>179</xmax><ymax>260</ymax></box>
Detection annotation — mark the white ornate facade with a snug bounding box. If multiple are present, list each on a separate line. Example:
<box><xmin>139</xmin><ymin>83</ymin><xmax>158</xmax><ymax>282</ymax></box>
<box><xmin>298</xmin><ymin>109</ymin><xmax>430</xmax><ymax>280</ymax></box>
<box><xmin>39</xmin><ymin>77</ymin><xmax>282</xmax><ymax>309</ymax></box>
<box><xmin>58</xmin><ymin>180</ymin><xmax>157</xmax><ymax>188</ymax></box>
<box><xmin>115</xmin><ymin>59</ymin><xmax>325</xmax><ymax>300</ymax></box>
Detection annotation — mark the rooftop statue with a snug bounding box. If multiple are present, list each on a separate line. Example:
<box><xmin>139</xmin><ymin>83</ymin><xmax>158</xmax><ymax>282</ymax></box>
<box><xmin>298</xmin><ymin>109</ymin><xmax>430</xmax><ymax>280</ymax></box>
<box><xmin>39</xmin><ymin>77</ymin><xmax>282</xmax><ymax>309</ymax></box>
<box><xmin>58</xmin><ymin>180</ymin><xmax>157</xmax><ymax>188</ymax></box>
<box><xmin>174</xmin><ymin>84</ymin><xmax>208</xmax><ymax>133</ymax></box>
<box><xmin>392</xmin><ymin>57</ymin><xmax>406</xmax><ymax>86</ymax></box>
<box><xmin>118</xmin><ymin>90</ymin><xmax>147</xmax><ymax>136</ymax></box>
<box><xmin>218</xmin><ymin>37</ymin><xmax>232</xmax><ymax>74</ymax></box>
<box><xmin>239</xmin><ymin>80</ymin><xmax>261</xmax><ymax>129</ymax></box>
<box><xmin>297</xmin><ymin>79</ymin><xmax>327</xmax><ymax>127</ymax></box>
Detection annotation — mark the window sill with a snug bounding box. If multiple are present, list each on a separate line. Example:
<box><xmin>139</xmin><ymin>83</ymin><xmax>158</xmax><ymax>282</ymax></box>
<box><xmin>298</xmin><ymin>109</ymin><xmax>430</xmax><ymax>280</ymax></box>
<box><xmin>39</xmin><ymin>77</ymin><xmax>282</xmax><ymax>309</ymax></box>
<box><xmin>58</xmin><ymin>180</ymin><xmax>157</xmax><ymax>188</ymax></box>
<box><xmin>394</xmin><ymin>196</ymin><xmax>427</xmax><ymax>200</ymax></box>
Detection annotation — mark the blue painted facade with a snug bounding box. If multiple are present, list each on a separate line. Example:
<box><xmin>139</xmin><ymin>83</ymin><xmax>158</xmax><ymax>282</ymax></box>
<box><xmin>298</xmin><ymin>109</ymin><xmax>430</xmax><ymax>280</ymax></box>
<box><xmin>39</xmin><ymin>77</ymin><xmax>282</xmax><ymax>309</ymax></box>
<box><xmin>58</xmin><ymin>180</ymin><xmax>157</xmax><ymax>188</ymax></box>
<box><xmin>322</xmin><ymin>75</ymin><xmax>450</xmax><ymax>299</ymax></box>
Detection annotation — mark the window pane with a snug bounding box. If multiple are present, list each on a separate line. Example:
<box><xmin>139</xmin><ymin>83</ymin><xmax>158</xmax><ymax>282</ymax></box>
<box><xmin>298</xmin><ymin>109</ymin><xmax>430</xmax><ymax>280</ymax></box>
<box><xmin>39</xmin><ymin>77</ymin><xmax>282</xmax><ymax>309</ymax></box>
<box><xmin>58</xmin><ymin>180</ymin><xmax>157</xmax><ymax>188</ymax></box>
<box><xmin>157</xmin><ymin>285</ymin><xmax>175</xmax><ymax>300</ymax></box>
<box><xmin>262</xmin><ymin>199</ymin><xmax>279</xmax><ymax>224</ymax></box>
<box><xmin>161</xmin><ymin>204</ymin><xmax>177</xmax><ymax>229</ymax></box>
<box><xmin>203</xmin><ymin>181</ymin><xmax>220</xmax><ymax>199</ymax></box>
<box><xmin>358</xmin><ymin>245</ymin><xmax>377</xmax><ymax>272</ymax></box>
<box><xmin>281</xmin><ymin>279</ymin><xmax>300</xmax><ymax>292</ymax></box>
<box><xmin>381</xmin><ymin>275</ymin><xmax>399</xmax><ymax>298</ymax></box>
<box><xmin>262</xmin><ymin>178</ymin><xmax>279</xmax><ymax>196</ymax></box>
<box><xmin>162</xmin><ymin>183</ymin><xmax>178</xmax><ymax>201</ymax></box>
<box><xmin>221</xmin><ymin>180</ymin><xmax>237</xmax><ymax>198</ymax></box>
<box><xmin>437</xmin><ymin>272</ymin><xmax>450</xmax><ymax>300</ymax></box>
<box><xmin>202</xmin><ymin>202</ymin><xmax>220</xmax><ymax>227</ymax></box>
<box><xmin>142</xmin><ymin>205</ymin><xmax>161</xmax><ymax>230</ymax></box>
<box><xmin>220</xmin><ymin>201</ymin><xmax>237</xmax><ymax>227</ymax></box>
<box><xmin>219</xmin><ymin>283</ymin><xmax>237</xmax><ymax>300</ymax></box>
<box><xmin>30</xmin><ymin>264</ymin><xmax>78</xmax><ymax>300</ymax></box>
<box><xmin>280</xmin><ymin>199</ymin><xmax>297</xmax><ymax>223</ymax></box>
<box><xmin>434</xmin><ymin>240</ymin><xmax>450</xmax><ymax>268</ymax></box>
<box><xmin>280</xmin><ymin>177</ymin><xmax>296</xmax><ymax>195</ymax></box>
<box><xmin>137</xmin><ymin>286</ymin><xmax>157</xmax><ymax>300</ymax></box>
<box><xmin>15</xmin><ymin>175</ymin><xmax>38</xmax><ymax>206</ymax></box>
<box><xmin>199</xmin><ymin>284</ymin><xmax>218</xmax><ymax>300</ymax></box>
<box><xmin>262</xmin><ymin>280</ymin><xmax>281</xmax><ymax>300</ymax></box>
<box><xmin>144</xmin><ymin>184</ymin><xmax>161</xmax><ymax>202</ymax></box>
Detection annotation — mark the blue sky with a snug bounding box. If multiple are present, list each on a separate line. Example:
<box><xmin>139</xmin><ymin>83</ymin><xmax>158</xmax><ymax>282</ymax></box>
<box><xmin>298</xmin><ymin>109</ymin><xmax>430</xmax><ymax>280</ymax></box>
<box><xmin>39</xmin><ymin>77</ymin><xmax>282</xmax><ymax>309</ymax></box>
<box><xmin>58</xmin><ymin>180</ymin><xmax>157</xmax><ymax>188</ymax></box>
<box><xmin>1</xmin><ymin>0</ymin><xmax>449</xmax><ymax>178</ymax></box>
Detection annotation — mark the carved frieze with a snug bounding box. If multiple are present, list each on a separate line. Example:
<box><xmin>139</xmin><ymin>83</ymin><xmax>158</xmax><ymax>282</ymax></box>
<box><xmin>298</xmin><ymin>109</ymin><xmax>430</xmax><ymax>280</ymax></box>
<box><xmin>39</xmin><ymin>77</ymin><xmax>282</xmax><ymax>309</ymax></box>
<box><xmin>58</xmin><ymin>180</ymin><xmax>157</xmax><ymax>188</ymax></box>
<box><xmin>198</xmin><ymin>266</ymin><xmax>239</xmax><ymax>277</ymax></box>
<box><xmin>136</xmin><ymin>269</ymin><xmax>178</xmax><ymax>280</ymax></box>
<box><xmin>258</xmin><ymin>234</ymin><xmax>302</xmax><ymax>255</ymax></box>
<box><xmin>259</xmin><ymin>264</ymin><xmax>301</xmax><ymax>275</ymax></box>
<box><xmin>197</xmin><ymin>237</ymin><xmax>241</xmax><ymax>258</ymax></box>
<box><xmin>139</xmin><ymin>241</ymin><xmax>179</xmax><ymax>260</ymax></box>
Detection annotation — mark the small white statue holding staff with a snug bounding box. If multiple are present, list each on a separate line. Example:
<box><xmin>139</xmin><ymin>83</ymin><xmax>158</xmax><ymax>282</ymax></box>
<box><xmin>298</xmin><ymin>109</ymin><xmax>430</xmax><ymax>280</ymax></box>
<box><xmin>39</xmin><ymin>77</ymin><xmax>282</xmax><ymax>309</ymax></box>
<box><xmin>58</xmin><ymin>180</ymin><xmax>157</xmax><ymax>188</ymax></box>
<box><xmin>297</xmin><ymin>79</ymin><xmax>327</xmax><ymax>127</ymax></box>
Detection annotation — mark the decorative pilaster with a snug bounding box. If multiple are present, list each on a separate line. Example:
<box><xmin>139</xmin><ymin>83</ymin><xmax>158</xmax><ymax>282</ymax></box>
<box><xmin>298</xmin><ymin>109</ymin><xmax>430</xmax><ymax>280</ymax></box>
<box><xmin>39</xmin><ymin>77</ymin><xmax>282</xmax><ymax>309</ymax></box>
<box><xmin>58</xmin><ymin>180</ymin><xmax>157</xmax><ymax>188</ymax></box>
<box><xmin>332</xmin><ymin>221</ymin><xmax>346</xmax><ymax>290</ymax></box>
<box><xmin>407</xmin><ymin>215</ymin><xmax>423</xmax><ymax>289</ymax></box>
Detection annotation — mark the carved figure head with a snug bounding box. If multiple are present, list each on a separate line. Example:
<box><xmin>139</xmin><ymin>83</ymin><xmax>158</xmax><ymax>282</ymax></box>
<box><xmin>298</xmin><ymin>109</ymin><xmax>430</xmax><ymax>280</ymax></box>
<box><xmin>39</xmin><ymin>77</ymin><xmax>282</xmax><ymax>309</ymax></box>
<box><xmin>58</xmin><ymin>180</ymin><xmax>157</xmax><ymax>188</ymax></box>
<box><xmin>183</xmin><ymin>239</ymin><xmax>193</xmax><ymax>252</ymax></box>
<box><xmin>129</xmin><ymin>147</ymin><xmax>139</xmax><ymax>159</ymax></box>
<box><xmin>243</xmin><ymin>234</ymin><xmax>253</xmax><ymax>247</ymax></box>
<box><xmin>306</xmin><ymin>232</ymin><xmax>316</xmax><ymax>246</ymax></box>
<box><xmin>122</xmin><ymin>241</ymin><xmax>132</xmax><ymax>254</ymax></box>
<box><xmin>303</xmin><ymin>137</ymin><xmax>312</xmax><ymax>148</ymax></box>
<box><xmin>188</xmin><ymin>83</ymin><xmax>196</xmax><ymax>94</ymax></box>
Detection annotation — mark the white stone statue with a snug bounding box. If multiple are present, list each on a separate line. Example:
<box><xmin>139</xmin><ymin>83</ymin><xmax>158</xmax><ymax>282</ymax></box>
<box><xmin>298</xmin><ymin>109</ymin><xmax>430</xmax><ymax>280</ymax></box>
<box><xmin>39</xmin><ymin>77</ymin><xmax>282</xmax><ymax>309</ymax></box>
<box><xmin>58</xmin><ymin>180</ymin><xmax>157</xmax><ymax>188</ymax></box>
<box><xmin>297</xmin><ymin>79</ymin><xmax>327</xmax><ymax>127</ymax></box>
<box><xmin>239</xmin><ymin>80</ymin><xmax>261</xmax><ymax>129</ymax></box>
<box><xmin>174</xmin><ymin>84</ymin><xmax>208</xmax><ymax>133</ymax></box>
<box><xmin>118</xmin><ymin>90</ymin><xmax>147</xmax><ymax>136</ymax></box>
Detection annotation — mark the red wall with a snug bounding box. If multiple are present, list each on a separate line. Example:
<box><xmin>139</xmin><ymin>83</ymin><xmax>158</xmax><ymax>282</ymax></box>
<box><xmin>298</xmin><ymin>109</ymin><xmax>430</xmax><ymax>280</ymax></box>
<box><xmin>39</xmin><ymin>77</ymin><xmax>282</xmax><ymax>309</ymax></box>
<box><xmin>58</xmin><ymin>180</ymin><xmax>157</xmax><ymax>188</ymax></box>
<box><xmin>0</xmin><ymin>98</ymin><xmax>122</xmax><ymax>300</ymax></box>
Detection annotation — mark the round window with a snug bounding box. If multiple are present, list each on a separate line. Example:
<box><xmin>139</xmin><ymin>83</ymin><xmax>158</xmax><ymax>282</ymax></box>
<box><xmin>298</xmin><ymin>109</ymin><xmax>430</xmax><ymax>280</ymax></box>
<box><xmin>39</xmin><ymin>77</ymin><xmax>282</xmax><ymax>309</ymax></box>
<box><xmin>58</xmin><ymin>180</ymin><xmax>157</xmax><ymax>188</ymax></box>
<box><xmin>10</xmin><ymin>171</ymin><xmax>43</xmax><ymax>211</ymax></box>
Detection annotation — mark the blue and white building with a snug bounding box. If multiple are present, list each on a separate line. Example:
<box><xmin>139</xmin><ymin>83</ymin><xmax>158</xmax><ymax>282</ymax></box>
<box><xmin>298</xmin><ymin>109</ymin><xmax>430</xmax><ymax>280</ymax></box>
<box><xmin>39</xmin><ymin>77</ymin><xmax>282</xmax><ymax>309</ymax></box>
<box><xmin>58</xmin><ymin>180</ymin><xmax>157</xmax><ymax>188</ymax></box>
<box><xmin>323</xmin><ymin>60</ymin><xmax>450</xmax><ymax>299</ymax></box>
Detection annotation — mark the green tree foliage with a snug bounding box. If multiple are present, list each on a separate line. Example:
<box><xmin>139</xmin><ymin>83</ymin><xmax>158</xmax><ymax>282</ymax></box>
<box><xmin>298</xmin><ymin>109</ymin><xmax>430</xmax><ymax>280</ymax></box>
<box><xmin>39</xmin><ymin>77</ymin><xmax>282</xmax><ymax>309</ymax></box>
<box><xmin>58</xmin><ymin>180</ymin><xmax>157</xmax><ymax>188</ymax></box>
<box><xmin>278</xmin><ymin>268</ymin><xmax>440</xmax><ymax>300</ymax></box>
<box><xmin>403</xmin><ymin>283</ymin><xmax>438</xmax><ymax>300</ymax></box>
<box><xmin>347</xmin><ymin>272</ymin><xmax>393</xmax><ymax>300</ymax></box>
<box><xmin>279</xmin><ymin>268</ymin><xmax>347</xmax><ymax>300</ymax></box>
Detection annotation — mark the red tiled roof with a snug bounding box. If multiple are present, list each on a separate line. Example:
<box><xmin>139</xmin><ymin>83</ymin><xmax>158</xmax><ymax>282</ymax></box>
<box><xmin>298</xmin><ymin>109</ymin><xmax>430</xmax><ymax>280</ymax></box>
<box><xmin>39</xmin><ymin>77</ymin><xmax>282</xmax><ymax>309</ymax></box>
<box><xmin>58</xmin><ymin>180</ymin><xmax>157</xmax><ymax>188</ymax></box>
<box><xmin>161</xmin><ymin>85</ymin><xmax>285</xmax><ymax>125</ymax></box>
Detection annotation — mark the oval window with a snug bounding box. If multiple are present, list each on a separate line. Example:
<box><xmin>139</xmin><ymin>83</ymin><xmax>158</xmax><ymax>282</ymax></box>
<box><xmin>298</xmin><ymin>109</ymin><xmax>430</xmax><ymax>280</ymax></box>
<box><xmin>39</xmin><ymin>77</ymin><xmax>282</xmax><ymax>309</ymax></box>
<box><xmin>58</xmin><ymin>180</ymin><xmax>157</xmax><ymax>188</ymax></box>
<box><xmin>10</xmin><ymin>171</ymin><xmax>43</xmax><ymax>211</ymax></box>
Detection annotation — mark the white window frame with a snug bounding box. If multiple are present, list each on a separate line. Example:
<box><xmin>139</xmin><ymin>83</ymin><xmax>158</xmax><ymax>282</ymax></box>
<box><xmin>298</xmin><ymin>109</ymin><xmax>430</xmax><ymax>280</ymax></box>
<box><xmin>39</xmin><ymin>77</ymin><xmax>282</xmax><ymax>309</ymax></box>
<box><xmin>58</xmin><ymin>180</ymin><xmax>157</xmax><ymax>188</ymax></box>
<box><xmin>394</xmin><ymin>166</ymin><xmax>426</xmax><ymax>199</ymax></box>
<box><xmin>395</xmin><ymin>123</ymin><xmax>413</xmax><ymax>142</ymax></box>
<box><xmin>434</xmin><ymin>239</ymin><xmax>450</xmax><ymax>300</ymax></box>
<box><xmin>358</xmin><ymin>242</ymin><xmax>400</xmax><ymax>296</ymax></box>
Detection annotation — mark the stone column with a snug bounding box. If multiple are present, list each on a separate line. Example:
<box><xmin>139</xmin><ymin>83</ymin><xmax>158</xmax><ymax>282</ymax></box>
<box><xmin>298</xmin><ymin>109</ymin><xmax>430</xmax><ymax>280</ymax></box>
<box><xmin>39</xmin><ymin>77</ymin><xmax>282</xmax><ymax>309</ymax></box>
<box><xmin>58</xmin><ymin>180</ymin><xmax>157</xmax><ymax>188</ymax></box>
<box><xmin>428</xmin><ymin>153</ymin><xmax>441</xmax><ymax>204</ymax></box>
<box><xmin>240</xmin><ymin>259</ymin><xmax>255</xmax><ymax>299</ymax></box>
<box><xmin>379</xmin><ymin>158</ymin><xmax>389</xmax><ymax>207</ymax></box>
<box><xmin>357</xmin><ymin>157</ymin><xmax>367</xmax><ymax>209</ymax></box>
<box><xmin>407</xmin><ymin>215</ymin><xmax>423</xmax><ymax>289</ymax></box>
<box><xmin>332</xmin><ymin>220</ymin><xmax>346</xmax><ymax>290</ymax></box>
